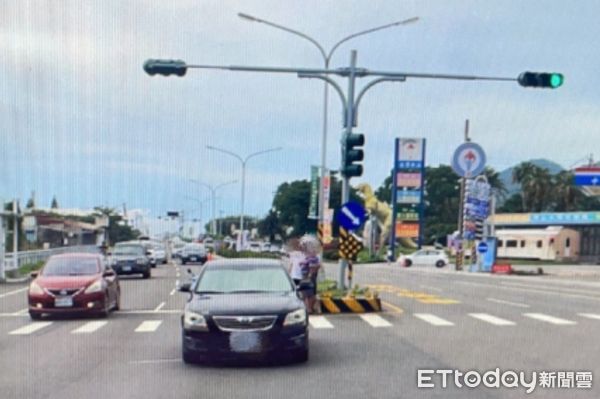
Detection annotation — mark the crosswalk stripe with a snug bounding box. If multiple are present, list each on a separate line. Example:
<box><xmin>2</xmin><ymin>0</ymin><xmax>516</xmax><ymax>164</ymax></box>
<box><xmin>523</xmin><ymin>313</ymin><xmax>577</xmax><ymax>325</ymax></box>
<box><xmin>309</xmin><ymin>315</ymin><xmax>334</xmax><ymax>329</ymax></box>
<box><xmin>413</xmin><ymin>313</ymin><xmax>454</xmax><ymax>326</ymax></box>
<box><xmin>360</xmin><ymin>314</ymin><xmax>392</xmax><ymax>328</ymax></box>
<box><xmin>135</xmin><ymin>320</ymin><xmax>163</xmax><ymax>333</ymax></box>
<box><xmin>578</xmin><ymin>313</ymin><xmax>600</xmax><ymax>320</ymax></box>
<box><xmin>469</xmin><ymin>313</ymin><xmax>515</xmax><ymax>326</ymax></box>
<box><xmin>72</xmin><ymin>321</ymin><xmax>108</xmax><ymax>334</ymax></box>
<box><xmin>9</xmin><ymin>322</ymin><xmax>53</xmax><ymax>335</ymax></box>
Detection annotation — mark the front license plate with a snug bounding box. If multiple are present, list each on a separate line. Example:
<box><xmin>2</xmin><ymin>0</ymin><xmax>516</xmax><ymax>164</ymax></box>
<box><xmin>55</xmin><ymin>296</ymin><xmax>73</xmax><ymax>308</ymax></box>
<box><xmin>229</xmin><ymin>332</ymin><xmax>262</xmax><ymax>353</ymax></box>
<box><xmin>191</xmin><ymin>257</ymin><xmax>197</xmax><ymax>261</ymax></box>
<box><xmin>122</xmin><ymin>266</ymin><xmax>132</xmax><ymax>272</ymax></box>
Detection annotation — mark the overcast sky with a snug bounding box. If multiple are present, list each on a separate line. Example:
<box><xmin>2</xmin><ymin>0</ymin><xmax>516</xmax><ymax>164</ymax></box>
<box><xmin>1</xmin><ymin>0</ymin><xmax>598</xmax><ymax>220</ymax></box>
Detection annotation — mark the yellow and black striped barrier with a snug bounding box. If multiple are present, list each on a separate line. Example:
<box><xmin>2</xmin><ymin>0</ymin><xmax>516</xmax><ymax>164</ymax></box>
<box><xmin>318</xmin><ymin>296</ymin><xmax>382</xmax><ymax>314</ymax></box>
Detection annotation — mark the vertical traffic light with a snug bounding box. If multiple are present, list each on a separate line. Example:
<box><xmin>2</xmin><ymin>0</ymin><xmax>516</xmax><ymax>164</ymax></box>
<box><xmin>517</xmin><ymin>71</ymin><xmax>564</xmax><ymax>88</ymax></box>
<box><xmin>341</xmin><ymin>133</ymin><xmax>365</xmax><ymax>178</ymax></box>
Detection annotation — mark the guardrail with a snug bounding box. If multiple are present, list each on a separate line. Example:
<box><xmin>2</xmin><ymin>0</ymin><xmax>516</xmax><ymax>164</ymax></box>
<box><xmin>3</xmin><ymin>245</ymin><xmax>100</xmax><ymax>271</ymax></box>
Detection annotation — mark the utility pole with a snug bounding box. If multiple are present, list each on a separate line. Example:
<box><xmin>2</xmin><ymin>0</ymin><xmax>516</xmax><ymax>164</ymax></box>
<box><xmin>12</xmin><ymin>199</ymin><xmax>19</xmax><ymax>271</ymax></box>
<box><xmin>456</xmin><ymin>120</ymin><xmax>470</xmax><ymax>271</ymax></box>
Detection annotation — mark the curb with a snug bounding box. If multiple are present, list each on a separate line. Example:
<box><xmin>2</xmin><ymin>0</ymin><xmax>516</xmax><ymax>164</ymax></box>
<box><xmin>1</xmin><ymin>276</ymin><xmax>30</xmax><ymax>284</ymax></box>
<box><xmin>318</xmin><ymin>296</ymin><xmax>381</xmax><ymax>314</ymax></box>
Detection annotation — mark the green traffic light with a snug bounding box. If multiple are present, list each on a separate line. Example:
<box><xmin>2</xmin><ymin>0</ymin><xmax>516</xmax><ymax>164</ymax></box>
<box><xmin>550</xmin><ymin>73</ymin><xmax>564</xmax><ymax>88</ymax></box>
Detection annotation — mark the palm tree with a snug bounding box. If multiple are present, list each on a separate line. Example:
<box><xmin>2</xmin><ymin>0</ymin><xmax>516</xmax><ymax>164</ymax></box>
<box><xmin>512</xmin><ymin>162</ymin><xmax>537</xmax><ymax>211</ymax></box>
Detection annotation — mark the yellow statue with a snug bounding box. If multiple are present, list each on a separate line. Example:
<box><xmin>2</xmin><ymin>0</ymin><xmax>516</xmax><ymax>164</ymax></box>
<box><xmin>357</xmin><ymin>183</ymin><xmax>417</xmax><ymax>251</ymax></box>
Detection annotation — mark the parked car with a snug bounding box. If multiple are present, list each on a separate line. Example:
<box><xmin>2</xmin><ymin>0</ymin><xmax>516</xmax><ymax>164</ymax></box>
<box><xmin>28</xmin><ymin>253</ymin><xmax>120</xmax><ymax>319</ymax></box>
<box><xmin>180</xmin><ymin>243</ymin><xmax>208</xmax><ymax>264</ymax></box>
<box><xmin>401</xmin><ymin>249</ymin><xmax>449</xmax><ymax>268</ymax></box>
<box><xmin>179</xmin><ymin>258</ymin><xmax>308</xmax><ymax>364</ymax></box>
<box><xmin>110</xmin><ymin>242</ymin><xmax>152</xmax><ymax>278</ymax></box>
<box><xmin>248</xmin><ymin>242</ymin><xmax>262</xmax><ymax>253</ymax></box>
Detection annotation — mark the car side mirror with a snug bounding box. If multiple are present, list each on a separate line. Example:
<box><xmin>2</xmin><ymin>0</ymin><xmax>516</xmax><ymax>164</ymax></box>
<box><xmin>103</xmin><ymin>270</ymin><xmax>115</xmax><ymax>277</ymax></box>
<box><xmin>179</xmin><ymin>282</ymin><xmax>191</xmax><ymax>292</ymax></box>
<box><xmin>30</xmin><ymin>271</ymin><xmax>39</xmax><ymax>279</ymax></box>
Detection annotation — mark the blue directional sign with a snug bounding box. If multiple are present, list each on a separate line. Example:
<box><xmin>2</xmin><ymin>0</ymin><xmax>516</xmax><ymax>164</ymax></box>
<box><xmin>451</xmin><ymin>142</ymin><xmax>486</xmax><ymax>178</ymax></box>
<box><xmin>574</xmin><ymin>175</ymin><xmax>600</xmax><ymax>186</ymax></box>
<box><xmin>337</xmin><ymin>201</ymin><xmax>367</xmax><ymax>231</ymax></box>
<box><xmin>477</xmin><ymin>242</ymin><xmax>488</xmax><ymax>254</ymax></box>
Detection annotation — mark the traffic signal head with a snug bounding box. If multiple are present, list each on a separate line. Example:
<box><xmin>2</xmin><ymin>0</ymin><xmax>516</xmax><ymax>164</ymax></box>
<box><xmin>518</xmin><ymin>71</ymin><xmax>564</xmax><ymax>89</ymax></box>
<box><xmin>143</xmin><ymin>59</ymin><xmax>187</xmax><ymax>77</ymax></box>
<box><xmin>341</xmin><ymin>133</ymin><xmax>365</xmax><ymax>178</ymax></box>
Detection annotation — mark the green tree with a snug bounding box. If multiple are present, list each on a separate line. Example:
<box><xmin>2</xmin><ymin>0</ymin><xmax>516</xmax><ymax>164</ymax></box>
<box><xmin>26</xmin><ymin>191</ymin><xmax>35</xmax><ymax>209</ymax></box>
<box><xmin>93</xmin><ymin>207</ymin><xmax>139</xmax><ymax>245</ymax></box>
<box><xmin>50</xmin><ymin>196</ymin><xmax>59</xmax><ymax>209</ymax></box>
<box><xmin>498</xmin><ymin>193</ymin><xmax>524</xmax><ymax>213</ymax></box>
<box><xmin>258</xmin><ymin>210</ymin><xmax>284</xmax><ymax>242</ymax></box>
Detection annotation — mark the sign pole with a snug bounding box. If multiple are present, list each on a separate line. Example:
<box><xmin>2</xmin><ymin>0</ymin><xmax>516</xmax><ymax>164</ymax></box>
<box><xmin>389</xmin><ymin>138</ymin><xmax>400</xmax><ymax>262</ymax></box>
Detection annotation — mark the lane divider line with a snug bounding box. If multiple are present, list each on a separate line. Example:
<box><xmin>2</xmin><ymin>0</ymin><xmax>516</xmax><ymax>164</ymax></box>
<box><xmin>414</xmin><ymin>313</ymin><xmax>454</xmax><ymax>326</ymax></box>
<box><xmin>578</xmin><ymin>313</ymin><xmax>600</xmax><ymax>320</ymax></box>
<box><xmin>153</xmin><ymin>302</ymin><xmax>166</xmax><ymax>312</ymax></box>
<box><xmin>309</xmin><ymin>315</ymin><xmax>334</xmax><ymax>329</ymax></box>
<box><xmin>72</xmin><ymin>321</ymin><xmax>108</xmax><ymax>334</ymax></box>
<box><xmin>360</xmin><ymin>314</ymin><xmax>392</xmax><ymax>328</ymax></box>
<box><xmin>0</xmin><ymin>287</ymin><xmax>28</xmax><ymax>299</ymax></box>
<box><xmin>469</xmin><ymin>313</ymin><xmax>516</xmax><ymax>326</ymax></box>
<box><xmin>135</xmin><ymin>320</ymin><xmax>163</xmax><ymax>333</ymax></box>
<box><xmin>9</xmin><ymin>322</ymin><xmax>53</xmax><ymax>335</ymax></box>
<box><xmin>486</xmin><ymin>298</ymin><xmax>530</xmax><ymax>308</ymax></box>
<box><xmin>523</xmin><ymin>313</ymin><xmax>577</xmax><ymax>325</ymax></box>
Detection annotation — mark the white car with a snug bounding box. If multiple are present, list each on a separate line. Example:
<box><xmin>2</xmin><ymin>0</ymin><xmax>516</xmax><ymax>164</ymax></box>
<box><xmin>401</xmin><ymin>249</ymin><xmax>449</xmax><ymax>268</ymax></box>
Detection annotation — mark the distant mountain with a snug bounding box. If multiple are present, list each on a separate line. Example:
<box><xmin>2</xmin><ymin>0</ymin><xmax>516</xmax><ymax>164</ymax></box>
<box><xmin>498</xmin><ymin>159</ymin><xmax>565</xmax><ymax>199</ymax></box>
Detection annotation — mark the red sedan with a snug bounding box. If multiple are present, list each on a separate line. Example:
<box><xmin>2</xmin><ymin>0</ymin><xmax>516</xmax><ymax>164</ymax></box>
<box><xmin>28</xmin><ymin>253</ymin><xmax>120</xmax><ymax>319</ymax></box>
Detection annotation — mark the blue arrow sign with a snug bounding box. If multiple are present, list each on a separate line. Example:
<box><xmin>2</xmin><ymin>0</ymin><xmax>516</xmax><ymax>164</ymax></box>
<box><xmin>337</xmin><ymin>201</ymin><xmax>367</xmax><ymax>230</ymax></box>
<box><xmin>574</xmin><ymin>175</ymin><xmax>600</xmax><ymax>186</ymax></box>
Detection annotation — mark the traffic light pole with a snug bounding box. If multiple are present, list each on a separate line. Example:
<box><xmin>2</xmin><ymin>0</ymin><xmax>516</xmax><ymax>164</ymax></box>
<box><xmin>145</xmin><ymin>54</ymin><xmax>561</xmax><ymax>290</ymax></box>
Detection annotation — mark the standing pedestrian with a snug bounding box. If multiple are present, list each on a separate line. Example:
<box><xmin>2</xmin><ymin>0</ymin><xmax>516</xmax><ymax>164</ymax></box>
<box><xmin>299</xmin><ymin>234</ymin><xmax>322</xmax><ymax>314</ymax></box>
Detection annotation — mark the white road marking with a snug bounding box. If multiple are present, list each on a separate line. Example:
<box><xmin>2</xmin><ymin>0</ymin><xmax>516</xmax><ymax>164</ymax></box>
<box><xmin>523</xmin><ymin>313</ymin><xmax>577</xmax><ymax>325</ymax></box>
<box><xmin>118</xmin><ymin>310</ymin><xmax>180</xmax><ymax>315</ymax></box>
<box><xmin>175</xmin><ymin>280</ymin><xmax>179</xmax><ymax>287</ymax></box>
<box><xmin>9</xmin><ymin>322</ymin><xmax>53</xmax><ymax>335</ymax></box>
<box><xmin>72</xmin><ymin>321</ymin><xmax>108</xmax><ymax>334</ymax></box>
<box><xmin>420</xmin><ymin>285</ymin><xmax>442</xmax><ymax>292</ymax></box>
<box><xmin>129</xmin><ymin>358</ymin><xmax>180</xmax><ymax>364</ymax></box>
<box><xmin>135</xmin><ymin>320</ymin><xmax>163</xmax><ymax>332</ymax></box>
<box><xmin>0</xmin><ymin>287</ymin><xmax>28</xmax><ymax>299</ymax></box>
<box><xmin>413</xmin><ymin>313</ymin><xmax>454</xmax><ymax>326</ymax></box>
<box><xmin>360</xmin><ymin>314</ymin><xmax>393</xmax><ymax>328</ymax></box>
<box><xmin>457</xmin><ymin>280</ymin><xmax>600</xmax><ymax>302</ymax></box>
<box><xmin>469</xmin><ymin>313</ymin><xmax>516</xmax><ymax>326</ymax></box>
<box><xmin>486</xmin><ymin>298</ymin><xmax>530</xmax><ymax>308</ymax></box>
<box><xmin>169</xmin><ymin>289</ymin><xmax>176</xmax><ymax>296</ymax></box>
<box><xmin>12</xmin><ymin>308</ymin><xmax>29</xmax><ymax>316</ymax></box>
<box><xmin>308</xmin><ymin>315</ymin><xmax>334</xmax><ymax>329</ymax></box>
<box><xmin>578</xmin><ymin>313</ymin><xmax>600</xmax><ymax>320</ymax></box>
<box><xmin>501</xmin><ymin>281</ymin><xmax>600</xmax><ymax>297</ymax></box>
<box><xmin>153</xmin><ymin>302</ymin><xmax>166</xmax><ymax>312</ymax></box>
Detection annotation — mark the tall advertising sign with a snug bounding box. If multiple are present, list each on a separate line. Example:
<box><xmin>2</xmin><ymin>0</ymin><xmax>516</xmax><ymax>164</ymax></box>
<box><xmin>308</xmin><ymin>165</ymin><xmax>319</xmax><ymax>219</ymax></box>
<box><xmin>390</xmin><ymin>138</ymin><xmax>426</xmax><ymax>260</ymax></box>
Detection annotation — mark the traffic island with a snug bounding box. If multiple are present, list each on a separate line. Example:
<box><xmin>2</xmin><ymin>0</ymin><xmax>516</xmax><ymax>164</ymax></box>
<box><xmin>316</xmin><ymin>280</ymin><xmax>381</xmax><ymax>314</ymax></box>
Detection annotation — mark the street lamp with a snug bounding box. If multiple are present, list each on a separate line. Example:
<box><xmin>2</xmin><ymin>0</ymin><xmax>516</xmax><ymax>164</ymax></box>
<box><xmin>189</xmin><ymin>180</ymin><xmax>237</xmax><ymax>236</ymax></box>
<box><xmin>238</xmin><ymin>12</ymin><xmax>419</xmax><ymax>234</ymax></box>
<box><xmin>206</xmin><ymin>145</ymin><xmax>282</xmax><ymax>248</ymax></box>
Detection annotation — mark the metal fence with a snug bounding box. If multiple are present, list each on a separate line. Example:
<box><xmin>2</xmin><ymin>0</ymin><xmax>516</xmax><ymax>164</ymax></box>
<box><xmin>3</xmin><ymin>245</ymin><xmax>100</xmax><ymax>271</ymax></box>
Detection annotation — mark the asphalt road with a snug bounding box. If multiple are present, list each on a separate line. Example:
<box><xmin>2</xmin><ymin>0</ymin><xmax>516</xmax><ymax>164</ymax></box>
<box><xmin>0</xmin><ymin>260</ymin><xmax>599</xmax><ymax>399</ymax></box>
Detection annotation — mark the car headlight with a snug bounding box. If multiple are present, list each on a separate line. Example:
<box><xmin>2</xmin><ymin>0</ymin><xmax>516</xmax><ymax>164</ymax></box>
<box><xmin>283</xmin><ymin>308</ymin><xmax>307</xmax><ymax>327</ymax></box>
<box><xmin>84</xmin><ymin>279</ymin><xmax>104</xmax><ymax>294</ymax></box>
<box><xmin>183</xmin><ymin>310</ymin><xmax>208</xmax><ymax>331</ymax></box>
<box><xmin>136</xmin><ymin>258</ymin><xmax>146</xmax><ymax>265</ymax></box>
<box><xmin>29</xmin><ymin>281</ymin><xmax>44</xmax><ymax>296</ymax></box>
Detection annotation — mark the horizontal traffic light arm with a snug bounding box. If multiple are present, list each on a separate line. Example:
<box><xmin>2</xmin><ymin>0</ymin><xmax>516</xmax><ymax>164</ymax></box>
<box><xmin>146</xmin><ymin>59</ymin><xmax>562</xmax><ymax>89</ymax></box>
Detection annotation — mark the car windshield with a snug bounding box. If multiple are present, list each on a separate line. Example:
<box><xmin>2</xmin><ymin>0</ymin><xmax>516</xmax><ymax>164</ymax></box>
<box><xmin>42</xmin><ymin>257</ymin><xmax>99</xmax><ymax>276</ymax></box>
<box><xmin>195</xmin><ymin>265</ymin><xmax>293</xmax><ymax>294</ymax></box>
<box><xmin>114</xmin><ymin>245</ymin><xmax>144</xmax><ymax>256</ymax></box>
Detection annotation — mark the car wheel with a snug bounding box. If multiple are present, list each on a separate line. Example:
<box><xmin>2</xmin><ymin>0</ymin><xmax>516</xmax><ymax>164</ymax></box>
<box><xmin>29</xmin><ymin>312</ymin><xmax>42</xmax><ymax>320</ymax></box>
<box><xmin>182</xmin><ymin>346</ymin><xmax>199</xmax><ymax>365</ymax></box>
<box><xmin>435</xmin><ymin>260</ymin><xmax>446</xmax><ymax>268</ymax></box>
<box><xmin>291</xmin><ymin>347</ymin><xmax>309</xmax><ymax>363</ymax></box>
<box><xmin>142</xmin><ymin>270</ymin><xmax>151</xmax><ymax>279</ymax></box>
<box><xmin>404</xmin><ymin>259</ymin><xmax>412</xmax><ymax>267</ymax></box>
